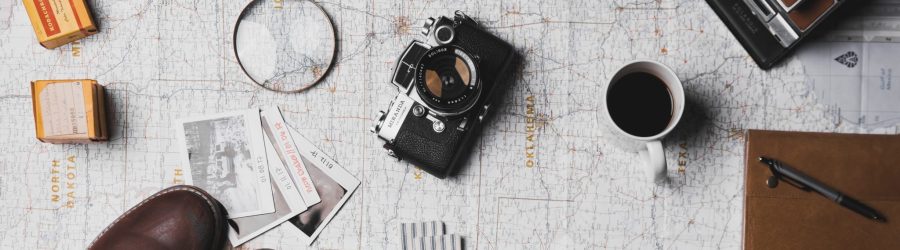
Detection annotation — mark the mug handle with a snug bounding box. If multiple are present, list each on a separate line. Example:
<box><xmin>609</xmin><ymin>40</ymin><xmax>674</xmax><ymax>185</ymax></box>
<box><xmin>638</xmin><ymin>140</ymin><xmax>666</xmax><ymax>183</ymax></box>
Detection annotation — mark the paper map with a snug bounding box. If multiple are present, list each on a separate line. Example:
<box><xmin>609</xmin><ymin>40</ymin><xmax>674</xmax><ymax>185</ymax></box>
<box><xmin>1</xmin><ymin>0</ymin><xmax>899</xmax><ymax>249</ymax></box>
<box><xmin>795</xmin><ymin>0</ymin><xmax>900</xmax><ymax>129</ymax></box>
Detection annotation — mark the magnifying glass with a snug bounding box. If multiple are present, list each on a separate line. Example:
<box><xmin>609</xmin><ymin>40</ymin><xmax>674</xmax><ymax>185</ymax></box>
<box><xmin>233</xmin><ymin>0</ymin><xmax>337</xmax><ymax>93</ymax></box>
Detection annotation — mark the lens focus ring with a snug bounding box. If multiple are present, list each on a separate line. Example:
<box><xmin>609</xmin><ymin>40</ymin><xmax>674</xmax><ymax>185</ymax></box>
<box><xmin>413</xmin><ymin>45</ymin><xmax>481</xmax><ymax>116</ymax></box>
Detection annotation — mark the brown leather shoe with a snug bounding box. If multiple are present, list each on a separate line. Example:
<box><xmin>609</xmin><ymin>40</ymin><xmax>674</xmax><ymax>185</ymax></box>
<box><xmin>88</xmin><ymin>185</ymin><xmax>228</xmax><ymax>250</ymax></box>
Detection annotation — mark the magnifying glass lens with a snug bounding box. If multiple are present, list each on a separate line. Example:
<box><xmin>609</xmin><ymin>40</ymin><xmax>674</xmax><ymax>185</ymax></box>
<box><xmin>234</xmin><ymin>0</ymin><xmax>336</xmax><ymax>93</ymax></box>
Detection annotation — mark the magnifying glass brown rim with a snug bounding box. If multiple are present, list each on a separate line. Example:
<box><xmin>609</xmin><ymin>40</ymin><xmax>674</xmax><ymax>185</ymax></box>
<box><xmin>232</xmin><ymin>0</ymin><xmax>337</xmax><ymax>93</ymax></box>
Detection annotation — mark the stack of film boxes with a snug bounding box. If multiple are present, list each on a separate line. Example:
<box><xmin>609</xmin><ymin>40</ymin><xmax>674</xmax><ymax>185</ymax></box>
<box><xmin>22</xmin><ymin>0</ymin><xmax>98</xmax><ymax>48</ymax></box>
<box><xmin>31</xmin><ymin>80</ymin><xmax>108</xmax><ymax>144</ymax></box>
<box><xmin>23</xmin><ymin>0</ymin><xmax>106</xmax><ymax>144</ymax></box>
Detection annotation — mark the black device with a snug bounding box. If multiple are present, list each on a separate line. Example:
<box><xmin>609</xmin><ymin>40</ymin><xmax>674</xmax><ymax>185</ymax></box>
<box><xmin>705</xmin><ymin>0</ymin><xmax>854</xmax><ymax>69</ymax></box>
<box><xmin>759</xmin><ymin>157</ymin><xmax>886</xmax><ymax>222</ymax></box>
<box><xmin>370</xmin><ymin>11</ymin><xmax>520</xmax><ymax>178</ymax></box>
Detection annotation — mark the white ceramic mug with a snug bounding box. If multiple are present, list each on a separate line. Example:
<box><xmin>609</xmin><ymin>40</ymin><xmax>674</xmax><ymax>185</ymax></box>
<box><xmin>601</xmin><ymin>60</ymin><xmax>685</xmax><ymax>183</ymax></box>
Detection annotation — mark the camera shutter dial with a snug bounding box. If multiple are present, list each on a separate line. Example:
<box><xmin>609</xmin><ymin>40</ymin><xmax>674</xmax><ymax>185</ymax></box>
<box><xmin>434</xmin><ymin>25</ymin><xmax>455</xmax><ymax>45</ymax></box>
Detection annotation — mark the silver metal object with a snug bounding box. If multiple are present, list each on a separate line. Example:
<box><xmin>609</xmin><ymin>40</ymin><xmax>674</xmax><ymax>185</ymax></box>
<box><xmin>432</xmin><ymin>120</ymin><xmax>445</xmax><ymax>133</ymax></box>
<box><xmin>478</xmin><ymin>104</ymin><xmax>490</xmax><ymax>122</ymax></box>
<box><xmin>373</xmin><ymin>94</ymin><xmax>414</xmax><ymax>142</ymax></box>
<box><xmin>422</xmin><ymin>17</ymin><xmax>436</xmax><ymax>36</ymax></box>
<box><xmin>769</xmin><ymin>15</ymin><xmax>799</xmax><ymax>47</ymax></box>
<box><xmin>412</xmin><ymin>105</ymin><xmax>426</xmax><ymax>117</ymax></box>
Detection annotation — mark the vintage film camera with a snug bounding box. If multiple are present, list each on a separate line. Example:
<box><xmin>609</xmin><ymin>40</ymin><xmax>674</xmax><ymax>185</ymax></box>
<box><xmin>371</xmin><ymin>11</ymin><xmax>520</xmax><ymax>178</ymax></box>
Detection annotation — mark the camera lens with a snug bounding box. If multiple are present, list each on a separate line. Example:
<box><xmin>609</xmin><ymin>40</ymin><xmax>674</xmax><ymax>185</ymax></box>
<box><xmin>415</xmin><ymin>46</ymin><xmax>480</xmax><ymax>115</ymax></box>
<box><xmin>424</xmin><ymin>55</ymin><xmax>470</xmax><ymax>98</ymax></box>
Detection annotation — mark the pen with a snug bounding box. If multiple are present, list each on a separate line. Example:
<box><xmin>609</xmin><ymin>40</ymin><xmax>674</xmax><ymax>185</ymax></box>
<box><xmin>758</xmin><ymin>156</ymin><xmax>887</xmax><ymax>223</ymax></box>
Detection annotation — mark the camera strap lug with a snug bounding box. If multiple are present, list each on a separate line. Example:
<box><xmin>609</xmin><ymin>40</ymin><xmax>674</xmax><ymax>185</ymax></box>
<box><xmin>454</xmin><ymin>11</ymin><xmax>476</xmax><ymax>26</ymax></box>
<box><xmin>478</xmin><ymin>104</ymin><xmax>491</xmax><ymax>122</ymax></box>
<box><xmin>383</xmin><ymin>147</ymin><xmax>400</xmax><ymax>160</ymax></box>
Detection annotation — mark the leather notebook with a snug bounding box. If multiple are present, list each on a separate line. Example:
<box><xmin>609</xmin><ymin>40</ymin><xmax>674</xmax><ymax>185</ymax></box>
<box><xmin>744</xmin><ymin>130</ymin><xmax>900</xmax><ymax>249</ymax></box>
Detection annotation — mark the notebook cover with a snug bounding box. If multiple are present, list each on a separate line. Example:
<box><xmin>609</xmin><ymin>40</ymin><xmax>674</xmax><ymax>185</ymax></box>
<box><xmin>744</xmin><ymin>130</ymin><xmax>900</xmax><ymax>249</ymax></box>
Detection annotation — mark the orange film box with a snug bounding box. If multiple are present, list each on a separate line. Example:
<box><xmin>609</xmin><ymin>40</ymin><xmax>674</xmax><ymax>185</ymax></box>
<box><xmin>31</xmin><ymin>79</ymin><xmax>108</xmax><ymax>144</ymax></box>
<box><xmin>22</xmin><ymin>0</ymin><xmax>98</xmax><ymax>49</ymax></box>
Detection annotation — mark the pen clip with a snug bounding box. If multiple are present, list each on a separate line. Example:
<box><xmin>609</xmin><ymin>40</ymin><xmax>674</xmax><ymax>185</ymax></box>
<box><xmin>779</xmin><ymin>175</ymin><xmax>812</xmax><ymax>192</ymax></box>
<box><xmin>764</xmin><ymin>162</ymin><xmax>811</xmax><ymax>192</ymax></box>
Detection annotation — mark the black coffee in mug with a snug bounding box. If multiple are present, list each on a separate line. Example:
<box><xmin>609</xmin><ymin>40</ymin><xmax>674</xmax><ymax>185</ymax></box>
<box><xmin>607</xmin><ymin>72</ymin><xmax>673</xmax><ymax>137</ymax></box>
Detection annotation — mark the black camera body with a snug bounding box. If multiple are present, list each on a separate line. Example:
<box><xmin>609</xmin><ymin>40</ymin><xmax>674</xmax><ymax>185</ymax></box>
<box><xmin>371</xmin><ymin>11</ymin><xmax>519</xmax><ymax>178</ymax></box>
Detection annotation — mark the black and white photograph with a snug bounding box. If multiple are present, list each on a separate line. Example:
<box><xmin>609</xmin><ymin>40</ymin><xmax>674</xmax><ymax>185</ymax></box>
<box><xmin>260</xmin><ymin>106</ymin><xmax>321</xmax><ymax>207</ymax></box>
<box><xmin>288</xmin><ymin>155</ymin><xmax>345</xmax><ymax>236</ymax></box>
<box><xmin>227</xmin><ymin>136</ymin><xmax>308</xmax><ymax>246</ymax></box>
<box><xmin>280</xmin><ymin>124</ymin><xmax>360</xmax><ymax>245</ymax></box>
<box><xmin>177</xmin><ymin>109</ymin><xmax>275</xmax><ymax>218</ymax></box>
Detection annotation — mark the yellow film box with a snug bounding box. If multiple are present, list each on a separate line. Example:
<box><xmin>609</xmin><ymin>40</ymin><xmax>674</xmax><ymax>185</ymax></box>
<box><xmin>31</xmin><ymin>79</ymin><xmax>108</xmax><ymax>144</ymax></box>
<box><xmin>22</xmin><ymin>0</ymin><xmax>98</xmax><ymax>49</ymax></box>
